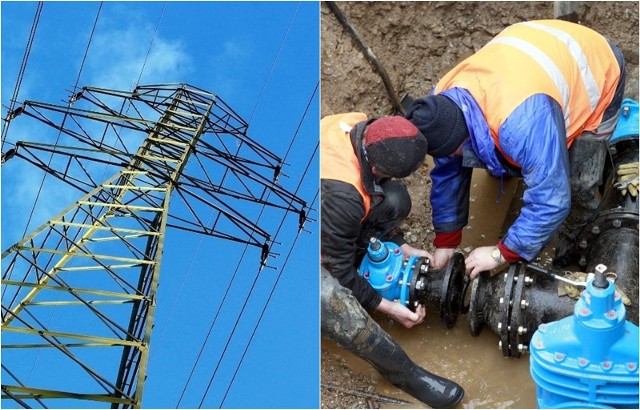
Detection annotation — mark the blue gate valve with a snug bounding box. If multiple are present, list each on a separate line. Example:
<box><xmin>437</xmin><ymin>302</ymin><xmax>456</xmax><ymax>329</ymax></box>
<box><xmin>529</xmin><ymin>264</ymin><xmax>639</xmax><ymax>408</ymax></box>
<box><xmin>358</xmin><ymin>237</ymin><xmax>415</xmax><ymax>309</ymax></box>
<box><xmin>358</xmin><ymin>237</ymin><xmax>468</xmax><ymax>328</ymax></box>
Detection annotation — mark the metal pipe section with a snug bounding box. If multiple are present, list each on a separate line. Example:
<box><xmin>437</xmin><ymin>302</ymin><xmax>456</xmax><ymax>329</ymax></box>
<box><xmin>577</xmin><ymin>110</ymin><xmax>639</xmax><ymax>323</ymax></box>
<box><xmin>468</xmin><ymin>99</ymin><xmax>640</xmax><ymax>357</ymax></box>
<box><xmin>467</xmin><ymin>263</ymin><xmax>577</xmax><ymax>358</ymax></box>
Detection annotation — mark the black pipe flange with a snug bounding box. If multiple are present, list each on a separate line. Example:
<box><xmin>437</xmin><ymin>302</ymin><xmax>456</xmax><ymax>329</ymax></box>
<box><xmin>409</xmin><ymin>252</ymin><xmax>466</xmax><ymax>328</ymax></box>
<box><xmin>509</xmin><ymin>266</ymin><xmax>528</xmax><ymax>358</ymax></box>
<box><xmin>439</xmin><ymin>252</ymin><xmax>466</xmax><ymax>328</ymax></box>
<box><xmin>499</xmin><ymin>264</ymin><xmax>519</xmax><ymax>357</ymax></box>
<box><xmin>408</xmin><ymin>257</ymin><xmax>429</xmax><ymax>313</ymax></box>
<box><xmin>467</xmin><ymin>272</ymin><xmax>488</xmax><ymax>336</ymax></box>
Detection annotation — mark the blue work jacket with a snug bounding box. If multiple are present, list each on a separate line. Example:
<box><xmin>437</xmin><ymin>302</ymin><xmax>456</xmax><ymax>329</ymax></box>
<box><xmin>430</xmin><ymin>88</ymin><xmax>571</xmax><ymax>261</ymax></box>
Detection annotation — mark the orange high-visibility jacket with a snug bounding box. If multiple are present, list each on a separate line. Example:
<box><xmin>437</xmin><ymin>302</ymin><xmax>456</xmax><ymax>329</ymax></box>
<box><xmin>320</xmin><ymin>112</ymin><xmax>371</xmax><ymax>217</ymax></box>
<box><xmin>435</xmin><ymin>20</ymin><xmax>620</xmax><ymax>149</ymax></box>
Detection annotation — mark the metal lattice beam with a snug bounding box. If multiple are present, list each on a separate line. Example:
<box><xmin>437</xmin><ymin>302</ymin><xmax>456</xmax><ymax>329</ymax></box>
<box><xmin>1</xmin><ymin>83</ymin><xmax>309</xmax><ymax>408</ymax></box>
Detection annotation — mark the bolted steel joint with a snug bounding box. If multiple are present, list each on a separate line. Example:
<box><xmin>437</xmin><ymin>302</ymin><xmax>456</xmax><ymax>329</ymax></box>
<box><xmin>415</xmin><ymin>279</ymin><xmax>424</xmax><ymax>290</ymax></box>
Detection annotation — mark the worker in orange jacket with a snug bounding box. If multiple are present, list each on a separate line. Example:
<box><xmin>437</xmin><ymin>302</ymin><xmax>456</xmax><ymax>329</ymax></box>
<box><xmin>321</xmin><ymin>113</ymin><xmax>464</xmax><ymax>408</ymax></box>
<box><xmin>405</xmin><ymin>20</ymin><xmax>626</xmax><ymax>277</ymax></box>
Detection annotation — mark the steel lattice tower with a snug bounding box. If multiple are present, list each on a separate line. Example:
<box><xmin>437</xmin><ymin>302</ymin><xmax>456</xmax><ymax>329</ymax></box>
<box><xmin>1</xmin><ymin>83</ymin><xmax>308</xmax><ymax>408</ymax></box>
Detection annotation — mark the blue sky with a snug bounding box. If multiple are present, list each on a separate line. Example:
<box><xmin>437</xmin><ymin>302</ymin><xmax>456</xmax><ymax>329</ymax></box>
<box><xmin>1</xmin><ymin>1</ymin><xmax>319</xmax><ymax>408</ymax></box>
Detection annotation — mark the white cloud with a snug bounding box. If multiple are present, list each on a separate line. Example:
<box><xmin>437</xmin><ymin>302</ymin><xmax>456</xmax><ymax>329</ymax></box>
<box><xmin>86</xmin><ymin>20</ymin><xmax>193</xmax><ymax>91</ymax></box>
<box><xmin>207</xmin><ymin>39</ymin><xmax>253</xmax><ymax>98</ymax></box>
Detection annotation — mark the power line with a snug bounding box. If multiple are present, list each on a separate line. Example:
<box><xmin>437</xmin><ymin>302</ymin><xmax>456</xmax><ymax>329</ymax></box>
<box><xmin>220</xmin><ymin>191</ymin><xmax>318</xmax><ymax>408</ymax></box>
<box><xmin>202</xmin><ymin>85</ymin><xmax>319</xmax><ymax>408</ymax></box>
<box><xmin>72</xmin><ymin>2</ymin><xmax>103</xmax><ymax>93</ymax></box>
<box><xmin>282</xmin><ymin>81</ymin><xmax>319</xmax><ymax>161</ymax></box>
<box><xmin>3</xmin><ymin>5</ymin><xmax>104</xmax><ymax>387</ymax></box>
<box><xmin>220</xmin><ymin>138</ymin><xmax>318</xmax><ymax>407</ymax></box>
<box><xmin>135</xmin><ymin>2</ymin><xmax>167</xmax><ymax>87</ymax></box>
<box><xmin>247</xmin><ymin>2</ymin><xmax>300</xmax><ymax>124</ymax></box>
<box><xmin>2</xmin><ymin>2</ymin><xmax>43</xmax><ymax>151</ymax></box>
<box><xmin>175</xmin><ymin>6</ymin><xmax>305</xmax><ymax>406</ymax></box>
<box><xmin>18</xmin><ymin>1</ymin><xmax>103</xmax><ymax>241</ymax></box>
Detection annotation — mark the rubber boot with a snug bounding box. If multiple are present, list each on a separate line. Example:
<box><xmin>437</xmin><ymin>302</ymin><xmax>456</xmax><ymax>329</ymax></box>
<box><xmin>354</xmin><ymin>317</ymin><xmax>465</xmax><ymax>408</ymax></box>
<box><xmin>321</xmin><ymin>269</ymin><xmax>465</xmax><ymax>408</ymax></box>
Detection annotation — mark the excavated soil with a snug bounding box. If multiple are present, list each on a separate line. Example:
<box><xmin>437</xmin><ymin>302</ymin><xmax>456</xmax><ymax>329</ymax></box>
<box><xmin>320</xmin><ymin>1</ymin><xmax>639</xmax><ymax>408</ymax></box>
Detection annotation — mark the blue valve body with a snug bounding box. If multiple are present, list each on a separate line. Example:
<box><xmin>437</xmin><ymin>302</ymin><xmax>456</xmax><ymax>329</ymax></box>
<box><xmin>610</xmin><ymin>98</ymin><xmax>639</xmax><ymax>144</ymax></box>
<box><xmin>357</xmin><ymin>239</ymin><xmax>418</xmax><ymax>307</ymax></box>
<box><xmin>530</xmin><ymin>277</ymin><xmax>639</xmax><ymax>408</ymax></box>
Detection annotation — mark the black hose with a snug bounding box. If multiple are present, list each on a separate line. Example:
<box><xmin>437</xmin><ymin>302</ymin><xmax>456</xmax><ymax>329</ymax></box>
<box><xmin>325</xmin><ymin>2</ymin><xmax>404</xmax><ymax>114</ymax></box>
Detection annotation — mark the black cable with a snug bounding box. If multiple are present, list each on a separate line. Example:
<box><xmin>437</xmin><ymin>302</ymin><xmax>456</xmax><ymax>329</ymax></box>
<box><xmin>203</xmin><ymin>88</ymin><xmax>319</xmax><ymax>408</ymax></box>
<box><xmin>18</xmin><ymin>2</ymin><xmax>103</xmax><ymax>241</ymax></box>
<box><xmin>2</xmin><ymin>2</ymin><xmax>43</xmax><ymax>151</ymax></box>
<box><xmin>176</xmin><ymin>6</ymin><xmax>305</xmax><ymax>406</ymax></box>
<box><xmin>325</xmin><ymin>1</ymin><xmax>403</xmax><ymax>114</ymax></box>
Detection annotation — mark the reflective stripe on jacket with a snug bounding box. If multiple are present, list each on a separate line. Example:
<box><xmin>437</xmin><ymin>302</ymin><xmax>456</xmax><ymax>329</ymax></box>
<box><xmin>427</xmin><ymin>21</ymin><xmax>622</xmax><ymax>261</ymax></box>
<box><xmin>435</xmin><ymin>19</ymin><xmax>620</xmax><ymax>166</ymax></box>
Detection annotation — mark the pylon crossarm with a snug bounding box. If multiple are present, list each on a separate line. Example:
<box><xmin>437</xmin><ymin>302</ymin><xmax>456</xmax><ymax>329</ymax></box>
<box><xmin>189</xmin><ymin>146</ymin><xmax>306</xmax><ymax>209</ymax></box>
<box><xmin>1</xmin><ymin>385</ymin><xmax>136</xmax><ymax>406</ymax></box>
<box><xmin>177</xmin><ymin>173</ymin><xmax>302</xmax><ymax>213</ymax></box>
<box><xmin>177</xmin><ymin>182</ymin><xmax>268</xmax><ymax>234</ymax></box>
<box><xmin>21</xmin><ymin>100</ymin><xmax>151</xmax><ymax>134</ymax></box>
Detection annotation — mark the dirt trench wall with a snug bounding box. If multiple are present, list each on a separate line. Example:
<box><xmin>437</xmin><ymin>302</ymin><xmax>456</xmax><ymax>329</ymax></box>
<box><xmin>321</xmin><ymin>1</ymin><xmax>639</xmax><ymax>117</ymax></box>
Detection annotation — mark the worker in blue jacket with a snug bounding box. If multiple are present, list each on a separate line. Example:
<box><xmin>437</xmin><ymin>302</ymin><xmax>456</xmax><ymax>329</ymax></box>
<box><xmin>405</xmin><ymin>20</ymin><xmax>626</xmax><ymax>277</ymax></box>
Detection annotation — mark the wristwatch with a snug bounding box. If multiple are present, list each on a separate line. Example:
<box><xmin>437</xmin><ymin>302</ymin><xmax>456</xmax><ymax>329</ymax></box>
<box><xmin>491</xmin><ymin>247</ymin><xmax>506</xmax><ymax>265</ymax></box>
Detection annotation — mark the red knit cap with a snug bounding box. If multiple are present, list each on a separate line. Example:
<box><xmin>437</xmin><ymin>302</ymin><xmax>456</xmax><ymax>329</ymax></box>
<box><xmin>364</xmin><ymin>116</ymin><xmax>428</xmax><ymax>178</ymax></box>
<box><xmin>365</xmin><ymin>116</ymin><xmax>420</xmax><ymax>144</ymax></box>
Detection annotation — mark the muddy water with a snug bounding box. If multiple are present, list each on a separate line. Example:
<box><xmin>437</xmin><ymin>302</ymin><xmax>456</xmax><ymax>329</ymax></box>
<box><xmin>324</xmin><ymin>169</ymin><xmax>545</xmax><ymax>409</ymax></box>
<box><xmin>322</xmin><ymin>313</ymin><xmax>537</xmax><ymax>409</ymax></box>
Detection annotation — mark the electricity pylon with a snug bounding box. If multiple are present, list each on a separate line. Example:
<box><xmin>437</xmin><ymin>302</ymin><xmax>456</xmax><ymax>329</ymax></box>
<box><xmin>1</xmin><ymin>83</ymin><xmax>309</xmax><ymax>408</ymax></box>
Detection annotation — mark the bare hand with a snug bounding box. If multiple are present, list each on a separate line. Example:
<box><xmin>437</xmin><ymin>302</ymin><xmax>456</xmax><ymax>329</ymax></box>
<box><xmin>465</xmin><ymin>246</ymin><xmax>500</xmax><ymax>279</ymax></box>
<box><xmin>377</xmin><ymin>298</ymin><xmax>426</xmax><ymax>328</ymax></box>
<box><xmin>400</xmin><ymin>243</ymin><xmax>432</xmax><ymax>261</ymax></box>
<box><xmin>431</xmin><ymin>248</ymin><xmax>456</xmax><ymax>269</ymax></box>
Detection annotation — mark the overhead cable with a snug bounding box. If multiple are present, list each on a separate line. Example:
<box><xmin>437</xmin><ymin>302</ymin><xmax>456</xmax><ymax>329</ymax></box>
<box><xmin>2</xmin><ymin>2</ymin><xmax>44</xmax><ymax>151</ymax></box>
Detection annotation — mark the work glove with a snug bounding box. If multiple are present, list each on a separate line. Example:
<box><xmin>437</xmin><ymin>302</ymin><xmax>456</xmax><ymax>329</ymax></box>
<box><xmin>616</xmin><ymin>161</ymin><xmax>639</xmax><ymax>197</ymax></box>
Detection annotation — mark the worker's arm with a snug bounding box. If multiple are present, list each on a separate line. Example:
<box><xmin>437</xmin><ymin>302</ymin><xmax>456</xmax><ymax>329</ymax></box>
<box><xmin>321</xmin><ymin>179</ymin><xmax>382</xmax><ymax>311</ymax></box>
<box><xmin>429</xmin><ymin>154</ymin><xmax>473</xmax><ymax>268</ymax></box>
<box><xmin>499</xmin><ymin>94</ymin><xmax>571</xmax><ymax>261</ymax></box>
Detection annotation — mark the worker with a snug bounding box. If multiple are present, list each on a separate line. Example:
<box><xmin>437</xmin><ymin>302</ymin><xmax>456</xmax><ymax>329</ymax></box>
<box><xmin>405</xmin><ymin>20</ymin><xmax>627</xmax><ymax>278</ymax></box>
<box><xmin>320</xmin><ymin>113</ymin><xmax>465</xmax><ymax>408</ymax></box>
